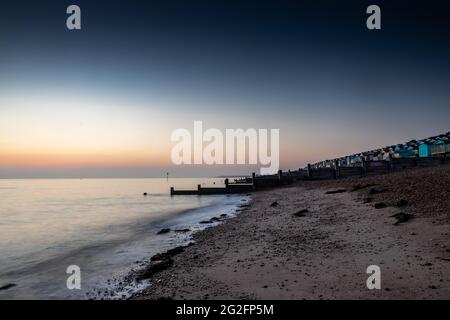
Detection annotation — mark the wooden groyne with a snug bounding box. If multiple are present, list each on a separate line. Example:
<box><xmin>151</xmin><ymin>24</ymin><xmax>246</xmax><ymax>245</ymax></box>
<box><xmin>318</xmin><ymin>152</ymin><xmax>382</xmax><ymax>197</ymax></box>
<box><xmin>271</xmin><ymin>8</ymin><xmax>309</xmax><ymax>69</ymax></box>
<box><xmin>170</xmin><ymin>170</ymin><xmax>306</xmax><ymax>195</ymax></box>
<box><xmin>170</xmin><ymin>154</ymin><xmax>450</xmax><ymax>196</ymax></box>
<box><xmin>170</xmin><ymin>128</ymin><xmax>450</xmax><ymax>195</ymax></box>
<box><xmin>170</xmin><ymin>184</ymin><xmax>254</xmax><ymax>195</ymax></box>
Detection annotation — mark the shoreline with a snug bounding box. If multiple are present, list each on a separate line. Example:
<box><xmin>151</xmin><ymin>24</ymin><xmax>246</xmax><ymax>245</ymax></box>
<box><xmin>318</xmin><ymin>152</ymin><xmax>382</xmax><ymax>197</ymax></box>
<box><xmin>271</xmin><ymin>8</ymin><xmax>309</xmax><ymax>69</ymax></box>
<box><xmin>132</xmin><ymin>165</ymin><xmax>450</xmax><ymax>299</ymax></box>
<box><xmin>125</xmin><ymin>199</ymin><xmax>252</xmax><ymax>295</ymax></box>
<box><xmin>102</xmin><ymin>195</ymin><xmax>250</xmax><ymax>300</ymax></box>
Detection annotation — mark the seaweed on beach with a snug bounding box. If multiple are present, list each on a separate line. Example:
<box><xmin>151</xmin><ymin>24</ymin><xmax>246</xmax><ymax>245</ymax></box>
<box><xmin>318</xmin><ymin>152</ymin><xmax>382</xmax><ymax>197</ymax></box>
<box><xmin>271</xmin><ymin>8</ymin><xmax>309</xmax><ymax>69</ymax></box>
<box><xmin>369</xmin><ymin>188</ymin><xmax>389</xmax><ymax>195</ymax></box>
<box><xmin>137</xmin><ymin>244</ymin><xmax>192</xmax><ymax>281</ymax></box>
<box><xmin>325</xmin><ymin>189</ymin><xmax>346</xmax><ymax>194</ymax></box>
<box><xmin>136</xmin><ymin>258</ymin><xmax>174</xmax><ymax>281</ymax></box>
<box><xmin>374</xmin><ymin>202</ymin><xmax>387</xmax><ymax>209</ymax></box>
<box><xmin>391</xmin><ymin>212</ymin><xmax>414</xmax><ymax>225</ymax></box>
<box><xmin>351</xmin><ymin>183</ymin><xmax>378</xmax><ymax>192</ymax></box>
<box><xmin>293</xmin><ymin>209</ymin><xmax>309</xmax><ymax>217</ymax></box>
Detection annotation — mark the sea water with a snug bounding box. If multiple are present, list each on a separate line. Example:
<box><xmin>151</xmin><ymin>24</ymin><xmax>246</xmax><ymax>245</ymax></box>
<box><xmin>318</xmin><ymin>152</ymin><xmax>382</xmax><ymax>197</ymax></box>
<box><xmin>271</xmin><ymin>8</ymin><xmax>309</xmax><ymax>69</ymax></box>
<box><xmin>0</xmin><ymin>178</ymin><xmax>247</xmax><ymax>299</ymax></box>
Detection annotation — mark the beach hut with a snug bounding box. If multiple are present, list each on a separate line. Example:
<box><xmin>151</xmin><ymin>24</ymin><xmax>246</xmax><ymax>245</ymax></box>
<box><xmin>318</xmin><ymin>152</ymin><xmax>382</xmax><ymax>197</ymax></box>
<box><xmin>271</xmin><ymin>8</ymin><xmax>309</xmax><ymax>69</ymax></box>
<box><xmin>404</xmin><ymin>146</ymin><xmax>416</xmax><ymax>157</ymax></box>
<box><xmin>419</xmin><ymin>143</ymin><xmax>431</xmax><ymax>157</ymax></box>
<box><xmin>351</xmin><ymin>155</ymin><xmax>363</xmax><ymax>165</ymax></box>
<box><xmin>394</xmin><ymin>145</ymin><xmax>414</xmax><ymax>158</ymax></box>
<box><xmin>420</xmin><ymin>140</ymin><xmax>446</xmax><ymax>157</ymax></box>
<box><xmin>430</xmin><ymin>140</ymin><xmax>446</xmax><ymax>155</ymax></box>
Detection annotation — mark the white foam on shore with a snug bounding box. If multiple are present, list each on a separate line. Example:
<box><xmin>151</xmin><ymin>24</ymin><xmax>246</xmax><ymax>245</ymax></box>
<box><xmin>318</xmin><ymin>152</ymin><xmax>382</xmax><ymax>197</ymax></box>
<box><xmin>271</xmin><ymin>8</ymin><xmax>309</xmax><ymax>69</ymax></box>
<box><xmin>101</xmin><ymin>195</ymin><xmax>251</xmax><ymax>300</ymax></box>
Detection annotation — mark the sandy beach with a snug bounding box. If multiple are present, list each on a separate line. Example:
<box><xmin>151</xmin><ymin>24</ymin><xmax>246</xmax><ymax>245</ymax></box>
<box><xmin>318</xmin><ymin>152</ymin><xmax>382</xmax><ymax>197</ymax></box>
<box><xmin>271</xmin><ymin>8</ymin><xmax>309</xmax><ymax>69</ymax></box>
<box><xmin>134</xmin><ymin>165</ymin><xmax>450</xmax><ymax>300</ymax></box>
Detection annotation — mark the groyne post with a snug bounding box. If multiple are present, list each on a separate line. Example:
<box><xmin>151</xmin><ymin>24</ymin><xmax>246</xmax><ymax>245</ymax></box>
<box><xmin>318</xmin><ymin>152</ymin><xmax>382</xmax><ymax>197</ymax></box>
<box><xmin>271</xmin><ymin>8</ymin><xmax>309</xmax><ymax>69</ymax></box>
<box><xmin>334</xmin><ymin>159</ymin><xmax>339</xmax><ymax>179</ymax></box>
<box><xmin>361</xmin><ymin>159</ymin><xmax>367</xmax><ymax>177</ymax></box>
<box><xmin>252</xmin><ymin>172</ymin><xmax>256</xmax><ymax>190</ymax></box>
<box><xmin>388</xmin><ymin>154</ymin><xmax>393</xmax><ymax>172</ymax></box>
<box><xmin>197</xmin><ymin>184</ymin><xmax>201</xmax><ymax>195</ymax></box>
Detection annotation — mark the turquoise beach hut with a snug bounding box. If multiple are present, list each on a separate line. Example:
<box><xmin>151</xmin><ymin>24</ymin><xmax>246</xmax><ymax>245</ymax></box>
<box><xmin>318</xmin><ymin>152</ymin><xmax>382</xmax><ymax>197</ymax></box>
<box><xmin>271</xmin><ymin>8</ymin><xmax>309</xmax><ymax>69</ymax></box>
<box><xmin>419</xmin><ymin>143</ymin><xmax>431</xmax><ymax>157</ymax></box>
<box><xmin>431</xmin><ymin>140</ymin><xmax>446</xmax><ymax>155</ymax></box>
<box><xmin>420</xmin><ymin>140</ymin><xmax>446</xmax><ymax>157</ymax></box>
<box><xmin>395</xmin><ymin>145</ymin><xmax>415</xmax><ymax>158</ymax></box>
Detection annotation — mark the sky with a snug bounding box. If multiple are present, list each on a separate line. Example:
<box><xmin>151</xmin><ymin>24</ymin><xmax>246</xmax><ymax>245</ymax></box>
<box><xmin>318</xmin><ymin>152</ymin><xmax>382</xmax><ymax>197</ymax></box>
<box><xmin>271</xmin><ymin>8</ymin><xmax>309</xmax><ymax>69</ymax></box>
<box><xmin>1</xmin><ymin>0</ymin><xmax>449</xmax><ymax>178</ymax></box>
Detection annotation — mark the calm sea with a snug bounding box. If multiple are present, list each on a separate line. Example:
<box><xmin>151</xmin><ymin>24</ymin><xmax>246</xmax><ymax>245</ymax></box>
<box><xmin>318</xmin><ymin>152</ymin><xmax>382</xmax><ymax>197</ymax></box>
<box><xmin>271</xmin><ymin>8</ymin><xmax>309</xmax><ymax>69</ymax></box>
<box><xmin>0</xmin><ymin>178</ymin><xmax>247</xmax><ymax>299</ymax></box>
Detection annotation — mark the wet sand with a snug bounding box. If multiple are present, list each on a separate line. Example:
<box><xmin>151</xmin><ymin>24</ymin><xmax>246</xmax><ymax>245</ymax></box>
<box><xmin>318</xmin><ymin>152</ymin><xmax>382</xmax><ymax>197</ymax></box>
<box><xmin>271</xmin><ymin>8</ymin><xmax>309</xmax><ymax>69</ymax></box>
<box><xmin>134</xmin><ymin>165</ymin><xmax>450</xmax><ymax>299</ymax></box>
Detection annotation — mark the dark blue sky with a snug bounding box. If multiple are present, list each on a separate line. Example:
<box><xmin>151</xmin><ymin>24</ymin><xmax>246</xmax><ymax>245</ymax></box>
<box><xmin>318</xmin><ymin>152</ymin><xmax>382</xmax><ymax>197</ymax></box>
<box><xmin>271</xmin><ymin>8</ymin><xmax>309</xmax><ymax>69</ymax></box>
<box><xmin>1</xmin><ymin>0</ymin><xmax>450</xmax><ymax>178</ymax></box>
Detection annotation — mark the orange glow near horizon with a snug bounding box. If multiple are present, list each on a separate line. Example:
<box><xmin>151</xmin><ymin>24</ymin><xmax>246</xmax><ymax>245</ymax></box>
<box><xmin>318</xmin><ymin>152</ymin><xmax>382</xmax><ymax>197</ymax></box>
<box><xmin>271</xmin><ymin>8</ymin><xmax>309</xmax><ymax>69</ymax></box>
<box><xmin>0</xmin><ymin>93</ymin><xmax>177</xmax><ymax>169</ymax></box>
<box><xmin>2</xmin><ymin>89</ymin><xmax>433</xmax><ymax>175</ymax></box>
<box><xmin>0</xmin><ymin>151</ymin><xmax>169</xmax><ymax>168</ymax></box>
